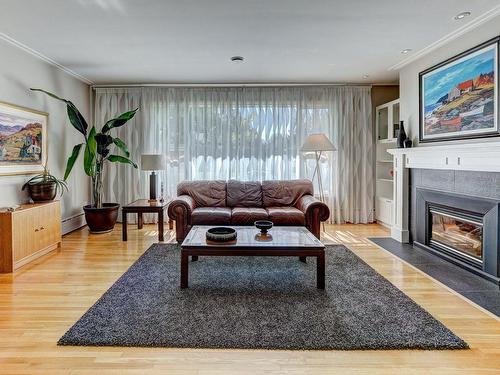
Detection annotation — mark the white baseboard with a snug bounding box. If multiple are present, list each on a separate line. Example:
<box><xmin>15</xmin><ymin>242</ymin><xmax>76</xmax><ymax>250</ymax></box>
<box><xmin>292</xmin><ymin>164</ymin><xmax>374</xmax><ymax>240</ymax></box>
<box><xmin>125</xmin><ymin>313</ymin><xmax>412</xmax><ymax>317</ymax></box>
<box><xmin>61</xmin><ymin>213</ymin><xmax>86</xmax><ymax>235</ymax></box>
<box><xmin>391</xmin><ymin>227</ymin><xmax>410</xmax><ymax>243</ymax></box>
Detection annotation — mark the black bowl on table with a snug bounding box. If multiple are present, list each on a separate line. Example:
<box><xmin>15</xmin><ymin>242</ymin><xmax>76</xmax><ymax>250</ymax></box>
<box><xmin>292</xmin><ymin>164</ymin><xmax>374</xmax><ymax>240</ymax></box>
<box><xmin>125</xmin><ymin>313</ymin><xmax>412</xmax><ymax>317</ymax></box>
<box><xmin>206</xmin><ymin>227</ymin><xmax>237</xmax><ymax>242</ymax></box>
<box><xmin>254</xmin><ymin>220</ymin><xmax>273</xmax><ymax>234</ymax></box>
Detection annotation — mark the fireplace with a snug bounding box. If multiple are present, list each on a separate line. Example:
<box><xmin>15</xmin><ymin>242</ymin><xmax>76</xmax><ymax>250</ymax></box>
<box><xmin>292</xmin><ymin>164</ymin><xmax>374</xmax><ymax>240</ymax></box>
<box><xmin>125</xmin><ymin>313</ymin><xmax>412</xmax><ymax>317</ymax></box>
<box><xmin>414</xmin><ymin>188</ymin><xmax>500</xmax><ymax>285</ymax></box>
<box><xmin>429</xmin><ymin>207</ymin><xmax>483</xmax><ymax>267</ymax></box>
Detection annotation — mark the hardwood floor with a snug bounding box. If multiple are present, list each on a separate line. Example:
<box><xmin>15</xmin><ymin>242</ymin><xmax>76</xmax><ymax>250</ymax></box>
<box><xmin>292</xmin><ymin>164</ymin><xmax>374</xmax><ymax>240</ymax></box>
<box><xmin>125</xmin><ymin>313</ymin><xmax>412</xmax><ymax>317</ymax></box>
<box><xmin>0</xmin><ymin>223</ymin><xmax>499</xmax><ymax>374</ymax></box>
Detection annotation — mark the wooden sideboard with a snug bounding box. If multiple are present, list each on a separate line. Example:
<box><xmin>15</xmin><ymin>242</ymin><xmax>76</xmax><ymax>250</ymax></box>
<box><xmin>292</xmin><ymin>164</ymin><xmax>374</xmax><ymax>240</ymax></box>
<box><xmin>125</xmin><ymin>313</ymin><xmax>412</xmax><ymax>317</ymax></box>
<box><xmin>0</xmin><ymin>201</ymin><xmax>62</xmax><ymax>273</ymax></box>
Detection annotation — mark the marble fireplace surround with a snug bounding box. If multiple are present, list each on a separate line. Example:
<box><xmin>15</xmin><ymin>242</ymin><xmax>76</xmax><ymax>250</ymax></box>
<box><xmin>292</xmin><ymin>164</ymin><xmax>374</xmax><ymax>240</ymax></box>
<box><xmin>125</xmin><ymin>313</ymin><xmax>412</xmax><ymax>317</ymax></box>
<box><xmin>387</xmin><ymin>141</ymin><xmax>500</xmax><ymax>243</ymax></box>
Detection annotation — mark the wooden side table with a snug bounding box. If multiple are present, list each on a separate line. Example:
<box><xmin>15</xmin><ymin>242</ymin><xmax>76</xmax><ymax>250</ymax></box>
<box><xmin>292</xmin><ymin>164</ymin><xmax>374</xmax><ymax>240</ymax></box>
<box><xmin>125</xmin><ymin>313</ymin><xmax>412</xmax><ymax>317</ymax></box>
<box><xmin>122</xmin><ymin>199</ymin><xmax>172</xmax><ymax>242</ymax></box>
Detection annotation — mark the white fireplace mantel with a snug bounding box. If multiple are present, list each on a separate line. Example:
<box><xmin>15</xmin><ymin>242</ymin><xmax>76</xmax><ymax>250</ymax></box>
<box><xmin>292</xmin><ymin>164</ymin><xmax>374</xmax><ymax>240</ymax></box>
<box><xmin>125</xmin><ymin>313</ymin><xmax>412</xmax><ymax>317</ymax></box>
<box><xmin>386</xmin><ymin>141</ymin><xmax>500</xmax><ymax>243</ymax></box>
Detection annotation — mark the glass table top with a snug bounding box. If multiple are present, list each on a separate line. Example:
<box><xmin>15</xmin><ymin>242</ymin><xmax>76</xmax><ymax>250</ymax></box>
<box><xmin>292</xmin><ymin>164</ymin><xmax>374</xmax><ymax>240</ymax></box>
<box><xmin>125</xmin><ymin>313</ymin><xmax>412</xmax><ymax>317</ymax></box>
<box><xmin>182</xmin><ymin>226</ymin><xmax>324</xmax><ymax>248</ymax></box>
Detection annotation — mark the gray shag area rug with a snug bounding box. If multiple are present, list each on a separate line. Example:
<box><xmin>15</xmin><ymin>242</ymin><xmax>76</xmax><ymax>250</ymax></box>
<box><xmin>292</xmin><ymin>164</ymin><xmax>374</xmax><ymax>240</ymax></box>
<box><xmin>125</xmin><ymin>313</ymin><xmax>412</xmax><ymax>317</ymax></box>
<box><xmin>59</xmin><ymin>244</ymin><xmax>468</xmax><ymax>350</ymax></box>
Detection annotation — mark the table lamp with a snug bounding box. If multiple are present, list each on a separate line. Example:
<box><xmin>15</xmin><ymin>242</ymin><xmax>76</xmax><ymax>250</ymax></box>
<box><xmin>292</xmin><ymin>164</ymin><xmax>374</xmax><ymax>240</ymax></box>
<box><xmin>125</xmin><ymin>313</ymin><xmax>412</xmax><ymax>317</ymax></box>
<box><xmin>141</xmin><ymin>154</ymin><xmax>166</xmax><ymax>202</ymax></box>
<box><xmin>300</xmin><ymin>134</ymin><xmax>336</xmax><ymax>204</ymax></box>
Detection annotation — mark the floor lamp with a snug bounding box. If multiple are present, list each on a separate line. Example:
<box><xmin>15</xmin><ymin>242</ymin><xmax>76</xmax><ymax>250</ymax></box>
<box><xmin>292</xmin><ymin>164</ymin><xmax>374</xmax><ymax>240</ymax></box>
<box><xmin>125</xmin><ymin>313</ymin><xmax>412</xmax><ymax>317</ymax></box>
<box><xmin>301</xmin><ymin>134</ymin><xmax>336</xmax><ymax>231</ymax></box>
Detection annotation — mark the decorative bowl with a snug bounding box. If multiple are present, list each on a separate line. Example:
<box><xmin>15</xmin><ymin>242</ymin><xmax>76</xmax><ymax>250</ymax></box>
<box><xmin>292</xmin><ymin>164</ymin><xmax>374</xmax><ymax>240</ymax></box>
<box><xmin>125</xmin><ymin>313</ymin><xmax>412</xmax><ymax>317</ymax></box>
<box><xmin>254</xmin><ymin>220</ymin><xmax>273</xmax><ymax>234</ymax></box>
<box><xmin>206</xmin><ymin>227</ymin><xmax>237</xmax><ymax>242</ymax></box>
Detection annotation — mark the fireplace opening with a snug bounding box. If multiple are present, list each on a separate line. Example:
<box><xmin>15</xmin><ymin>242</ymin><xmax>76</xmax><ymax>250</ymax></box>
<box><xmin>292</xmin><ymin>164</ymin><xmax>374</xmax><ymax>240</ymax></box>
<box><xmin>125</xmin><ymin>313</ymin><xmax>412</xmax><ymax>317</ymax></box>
<box><xmin>414</xmin><ymin>188</ymin><xmax>500</xmax><ymax>285</ymax></box>
<box><xmin>429</xmin><ymin>208</ymin><xmax>483</xmax><ymax>267</ymax></box>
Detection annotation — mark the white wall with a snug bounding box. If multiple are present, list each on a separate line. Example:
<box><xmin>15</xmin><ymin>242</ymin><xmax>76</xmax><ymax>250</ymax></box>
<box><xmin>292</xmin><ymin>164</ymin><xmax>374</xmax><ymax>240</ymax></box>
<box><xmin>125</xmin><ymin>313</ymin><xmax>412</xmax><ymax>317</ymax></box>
<box><xmin>399</xmin><ymin>15</ymin><xmax>500</xmax><ymax>146</ymax></box>
<box><xmin>0</xmin><ymin>39</ymin><xmax>90</xmax><ymax>229</ymax></box>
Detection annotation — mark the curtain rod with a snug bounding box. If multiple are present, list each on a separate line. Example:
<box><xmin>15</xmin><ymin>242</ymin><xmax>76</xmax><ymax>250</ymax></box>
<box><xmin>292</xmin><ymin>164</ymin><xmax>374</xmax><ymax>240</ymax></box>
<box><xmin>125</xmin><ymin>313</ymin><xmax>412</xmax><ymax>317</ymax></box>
<box><xmin>91</xmin><ymin>82</ymin><xmax>386</xmax><ymax>89</ymax></box>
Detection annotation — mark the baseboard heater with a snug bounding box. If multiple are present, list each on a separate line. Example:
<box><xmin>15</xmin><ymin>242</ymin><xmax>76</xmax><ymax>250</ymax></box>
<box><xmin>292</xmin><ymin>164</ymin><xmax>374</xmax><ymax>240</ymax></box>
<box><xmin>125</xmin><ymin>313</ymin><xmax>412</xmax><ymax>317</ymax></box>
<box><xmin>61</xmin><ymin>212</ymin><xmax>86</xmax><ymax>235</ymax></box>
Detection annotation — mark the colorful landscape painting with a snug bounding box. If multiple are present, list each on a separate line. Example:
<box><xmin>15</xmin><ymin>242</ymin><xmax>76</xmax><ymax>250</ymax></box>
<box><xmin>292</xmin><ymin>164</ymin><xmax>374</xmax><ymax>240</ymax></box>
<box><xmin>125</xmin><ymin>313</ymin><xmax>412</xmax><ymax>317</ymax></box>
<box><xmin>0</xmin><ymin>102</ymin><xmax>47</xmax><ymax>175</ymax></box>
<box><xmin>420</xmin><ymin>38</ymin><xmax>498</xmax><ymax>142</ymax></box>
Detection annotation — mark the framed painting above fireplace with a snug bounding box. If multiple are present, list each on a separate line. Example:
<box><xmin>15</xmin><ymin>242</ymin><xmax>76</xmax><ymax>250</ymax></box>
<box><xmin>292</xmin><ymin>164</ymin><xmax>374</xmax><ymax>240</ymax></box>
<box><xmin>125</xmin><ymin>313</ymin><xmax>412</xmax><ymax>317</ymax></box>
<box><xmin>419</xmin><ymin>36</ymin><xmax>499</xmax><ymax>143</ymax></box>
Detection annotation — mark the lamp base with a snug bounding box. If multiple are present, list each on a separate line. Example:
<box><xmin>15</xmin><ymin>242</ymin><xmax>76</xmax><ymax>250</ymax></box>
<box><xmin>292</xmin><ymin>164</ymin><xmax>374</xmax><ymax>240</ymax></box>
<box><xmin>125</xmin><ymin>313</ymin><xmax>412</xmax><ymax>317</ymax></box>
<box><xmin>149</xmin><ymin>172</ymin><xmax>157</xmax><ymax>201</ymax></box>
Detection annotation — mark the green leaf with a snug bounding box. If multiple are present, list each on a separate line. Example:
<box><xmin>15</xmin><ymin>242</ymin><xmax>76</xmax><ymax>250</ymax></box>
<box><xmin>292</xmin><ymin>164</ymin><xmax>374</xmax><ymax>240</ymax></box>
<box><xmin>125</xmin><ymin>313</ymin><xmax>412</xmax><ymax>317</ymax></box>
<box><xmin>30</xmin><ymin>88</ymin><xmax>70</xmax><ymax>104</ymax></box>
<box><xmin>31</xmin><ymin>88</ymin><xmax>88</xmax><ymax>136</ymax></box>
<box><xmin>95</xmin><ymin>133</ymin><xmax>113</xmax><ymax>147</ymax></box>
<box><xmin>95</xmin><ymin>133</ymin><xmax>113</xmax><ymax>157</ymax></box>
<box><xmin>84</xmin><ymin>127</ymin><xmax>97</xmax><ymax>176</ymax></box>
<box><xmin>107</xmin><ymin>154</ymin><xmax>138</xmax><ymax>168</ymax></box>
<box><xmin>102</xmin><ymin>108</ymin><xmax>138</xmax><ymax>133</ymax></box>
<box><xmin>112</xmin><ymin>137</ymin><xmax>130</xmax><ymax>157</ymax></box>
<box><xmin>64</xmin><ymin>143</ymin><xmax>83</xmax><ymax>180</ymax></box>
<box><xmin>66</xmin><ymin>102</ymin><xmax>89</xmax><ymax>136</ymax></box>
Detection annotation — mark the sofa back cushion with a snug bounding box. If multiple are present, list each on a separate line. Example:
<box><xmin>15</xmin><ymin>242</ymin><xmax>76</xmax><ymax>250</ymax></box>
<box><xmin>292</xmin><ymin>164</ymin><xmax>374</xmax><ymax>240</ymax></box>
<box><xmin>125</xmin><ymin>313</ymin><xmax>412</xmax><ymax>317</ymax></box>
<box><xmin>226</xmin><ymin>180</ymin><xmax>263</xmax><ymax>207</ymax></box>
<box><xmin>177</xmin><ymin>180</ymin><xmax>226</xmax><ymax>207</ymax></box>
<box><xmin>262</xmin><ymin>179</ymin><xmax>313</xmax><ymax>207</ymax></box>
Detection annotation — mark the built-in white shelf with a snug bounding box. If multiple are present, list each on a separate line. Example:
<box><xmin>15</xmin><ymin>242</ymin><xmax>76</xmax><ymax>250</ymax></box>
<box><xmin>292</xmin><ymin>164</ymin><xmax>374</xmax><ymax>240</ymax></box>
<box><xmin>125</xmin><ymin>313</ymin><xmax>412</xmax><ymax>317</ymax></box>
<box><xmin>377</xmin><ymin>139</ymin><xmax>397</xmax><ymax>144</ymax></box>
<box><xmin>375</xmin><ymin>98</ymin><xmax>399</xmax><ymax>228</ymax></box>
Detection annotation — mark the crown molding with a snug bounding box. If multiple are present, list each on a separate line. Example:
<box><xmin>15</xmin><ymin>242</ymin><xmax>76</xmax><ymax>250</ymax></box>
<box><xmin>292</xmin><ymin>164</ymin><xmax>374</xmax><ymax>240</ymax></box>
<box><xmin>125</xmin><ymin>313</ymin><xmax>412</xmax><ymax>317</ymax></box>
<box><xmin>388</xmin><ymin>5</ymin><xmax>500</xmax><ymax>71</ymax></box>
<box><xmin>0</xmin><ymin>32</ymin><xmax>94</xmax><ymax>85</ymax></box>
<box><xmin>91</xmin><ymin>83</ymin><xmax>376</xmax><ymax>88</ymax></box>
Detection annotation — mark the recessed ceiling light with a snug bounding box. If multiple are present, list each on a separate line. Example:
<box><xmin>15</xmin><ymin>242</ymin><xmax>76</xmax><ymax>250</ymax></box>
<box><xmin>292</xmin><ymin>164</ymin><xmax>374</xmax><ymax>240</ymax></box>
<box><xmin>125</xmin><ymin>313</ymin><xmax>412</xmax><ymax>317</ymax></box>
<box><xmin>401</xmin><ymin>49</ymin><xmax>412</xmax><ymax>54</ymax></box>
<box><xmin>230</xmin><ymin>56</ymin><xmax>244</xmax><ymax>63</ymax></box>
<box><xmin>454</xmin><ymin>11</ymin><xmax>471</xmax><ymax>20</ymax></box>
<box><xmin>362</xmin><ymin>74</ymin><xmax>369</xmax><ymax>79</ymax></box>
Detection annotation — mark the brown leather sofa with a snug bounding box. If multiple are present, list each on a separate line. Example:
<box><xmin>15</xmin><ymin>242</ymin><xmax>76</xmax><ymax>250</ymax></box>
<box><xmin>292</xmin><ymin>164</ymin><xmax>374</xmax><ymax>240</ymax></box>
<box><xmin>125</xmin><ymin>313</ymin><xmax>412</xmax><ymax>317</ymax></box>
<box><xmin>167</xmin><ymin>179</ymin><xmax>330</xmax><ymax>243</ymax></box>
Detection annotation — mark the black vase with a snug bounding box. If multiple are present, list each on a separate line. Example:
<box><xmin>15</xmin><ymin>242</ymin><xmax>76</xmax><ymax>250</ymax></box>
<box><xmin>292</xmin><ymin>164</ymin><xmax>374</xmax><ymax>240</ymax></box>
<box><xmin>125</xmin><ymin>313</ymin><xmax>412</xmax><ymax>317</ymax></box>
<box><xmin>404</xmin><ymin>138</ymin><xmax>413</xmax><ymax>148</ymax></box>
<box><xmin>397</xmin><ymin>120</ymin><xmax>407</xmax><ymax>148</ymax></box>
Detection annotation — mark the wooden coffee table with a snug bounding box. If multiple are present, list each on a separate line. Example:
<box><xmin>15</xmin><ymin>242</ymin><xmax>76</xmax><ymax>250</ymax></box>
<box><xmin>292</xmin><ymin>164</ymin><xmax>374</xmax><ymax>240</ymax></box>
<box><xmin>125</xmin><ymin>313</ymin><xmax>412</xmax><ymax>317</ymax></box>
<box><xmin>180</xmin><ymin>226</ymin><xmax>326</xmax><ymax>289</ymax></box>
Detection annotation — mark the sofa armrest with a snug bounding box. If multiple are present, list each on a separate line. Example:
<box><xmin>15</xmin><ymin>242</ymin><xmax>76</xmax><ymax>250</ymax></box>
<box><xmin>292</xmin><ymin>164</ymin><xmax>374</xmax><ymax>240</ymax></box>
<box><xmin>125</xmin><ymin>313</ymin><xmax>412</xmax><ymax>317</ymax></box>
<box><xmin>168</xmin><ymin>195</ymin><xmax>196</xmax><ymax>220</ymax></box>
<box><xmin>296</xmin><ymin>195</ymin><xmax>330</xmax><ymax>221</ymax></box>
<box><xmin>168</xmin><ymin>195</ymin><xmax>196</xmax><ymax>243</ymax></box>
<box><xmin>296</xmin><ymin>195</ymin><xmax>330</xmax><ymax>239</ymax></box>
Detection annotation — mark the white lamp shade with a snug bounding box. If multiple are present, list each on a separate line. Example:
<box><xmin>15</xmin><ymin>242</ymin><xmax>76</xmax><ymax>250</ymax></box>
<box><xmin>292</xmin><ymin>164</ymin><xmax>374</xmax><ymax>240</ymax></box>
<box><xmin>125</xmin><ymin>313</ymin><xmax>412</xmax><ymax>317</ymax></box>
<box><xmin>141</xmin><ymin>154</ymin><xmax>166</xmax><ymax>171</ymax></box>
<box><xmin>301</xmin><ymin>134</ymin><xmax>336</xmax><ymax>152</ymax></box>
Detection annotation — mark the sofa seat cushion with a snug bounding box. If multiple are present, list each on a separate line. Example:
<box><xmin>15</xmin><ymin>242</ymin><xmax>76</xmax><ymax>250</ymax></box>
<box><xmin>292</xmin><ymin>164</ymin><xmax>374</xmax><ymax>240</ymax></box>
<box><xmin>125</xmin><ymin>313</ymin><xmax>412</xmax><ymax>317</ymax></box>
<box><xmin>266</xmin><ymin>207</ymin><xmax>305</xmax><ymax>225</ymax></box>
<box><xmin>191</xmin><ymin>207</ymin><xmax>232</xmax><ymax>225</ymax></box>
<box><xmin>231</xmin><ymin>207</ymin><xmax>268</xmax><ymax>225</ymax></box>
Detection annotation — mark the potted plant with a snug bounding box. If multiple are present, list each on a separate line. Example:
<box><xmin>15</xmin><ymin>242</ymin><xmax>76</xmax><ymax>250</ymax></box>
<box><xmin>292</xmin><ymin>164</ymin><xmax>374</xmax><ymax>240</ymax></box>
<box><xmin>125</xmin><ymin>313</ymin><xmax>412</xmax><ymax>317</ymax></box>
<box><xmin>22</xmin><ymin>166</ymin><xmax>68</xmax><ymax>201</ymax></box>
<box><xmin>31</xmin><ymin>88</ymin><xmax>138</xmax><ymax>233</ymax></box>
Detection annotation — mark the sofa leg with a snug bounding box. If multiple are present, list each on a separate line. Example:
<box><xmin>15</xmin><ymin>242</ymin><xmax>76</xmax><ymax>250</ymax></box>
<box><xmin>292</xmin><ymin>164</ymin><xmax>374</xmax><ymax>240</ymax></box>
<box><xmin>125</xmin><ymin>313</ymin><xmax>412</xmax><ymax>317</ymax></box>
<box><xmin>299</xmin><ymin>256</ymin><xmax>307</xmax><ymax>263</ymax></box>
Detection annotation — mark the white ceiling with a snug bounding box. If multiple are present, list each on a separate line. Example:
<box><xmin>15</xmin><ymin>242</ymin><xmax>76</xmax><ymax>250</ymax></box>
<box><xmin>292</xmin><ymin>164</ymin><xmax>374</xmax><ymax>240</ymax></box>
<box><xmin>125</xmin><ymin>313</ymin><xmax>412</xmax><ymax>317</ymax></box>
<box><xmin>2</xmin><ymin>0</ymin><xmax>500</xmax><ymax>85</ymax></box>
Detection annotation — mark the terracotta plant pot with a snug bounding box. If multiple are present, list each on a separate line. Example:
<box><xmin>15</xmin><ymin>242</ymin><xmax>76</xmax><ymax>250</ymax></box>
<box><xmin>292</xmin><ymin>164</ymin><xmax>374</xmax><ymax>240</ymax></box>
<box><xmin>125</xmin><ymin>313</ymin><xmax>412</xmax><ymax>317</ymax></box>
<box><xmin>83</xmin><ymin>203</ymin><xmax>120</xmax><ymax>233</ymax></box>
<box><xmin>27</xmin><ymin>182</ymin><xmax>57</xmax><ymax>202</ymax></box>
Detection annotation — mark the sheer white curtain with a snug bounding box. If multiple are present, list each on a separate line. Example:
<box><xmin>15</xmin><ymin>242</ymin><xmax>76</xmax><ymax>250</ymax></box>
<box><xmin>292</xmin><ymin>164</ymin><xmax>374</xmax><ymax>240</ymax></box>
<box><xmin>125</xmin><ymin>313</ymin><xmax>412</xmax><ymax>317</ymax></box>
<box><xmin>94</xmin><ymin>86</ymin><xmax>373</xmax><ymax>223</ymax></box>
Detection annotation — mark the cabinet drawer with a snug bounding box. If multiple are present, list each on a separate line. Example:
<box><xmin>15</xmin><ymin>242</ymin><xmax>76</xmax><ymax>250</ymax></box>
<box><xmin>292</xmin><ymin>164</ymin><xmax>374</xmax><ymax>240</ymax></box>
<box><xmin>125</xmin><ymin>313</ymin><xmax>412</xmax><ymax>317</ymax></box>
<box><xmin>376</xmin><ymin>198</ymin><xmax>393</xmax><ymax>226</ymax></box>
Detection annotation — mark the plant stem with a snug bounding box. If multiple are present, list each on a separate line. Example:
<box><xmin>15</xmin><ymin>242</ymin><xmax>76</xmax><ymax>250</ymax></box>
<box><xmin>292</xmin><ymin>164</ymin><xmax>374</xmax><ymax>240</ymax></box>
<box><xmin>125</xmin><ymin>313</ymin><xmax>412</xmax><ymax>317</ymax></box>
<box><xmin>92</xmin><ymin>156</ymin><xmax>104</xmax><ymax>208</ymax></box>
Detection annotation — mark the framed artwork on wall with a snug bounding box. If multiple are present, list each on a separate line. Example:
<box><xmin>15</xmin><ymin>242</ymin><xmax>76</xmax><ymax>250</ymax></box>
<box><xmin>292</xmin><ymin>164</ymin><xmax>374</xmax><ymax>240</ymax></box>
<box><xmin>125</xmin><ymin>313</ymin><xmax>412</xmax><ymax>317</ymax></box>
<box><xmin>0</xmin><ymin>101</ymin><xmax>47</xmax><ymax>175</ymax></box>
<box><xmin>419</xmin><ymin>36</ymin><xmax>499</xmax><ymax>143</ymax></box>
